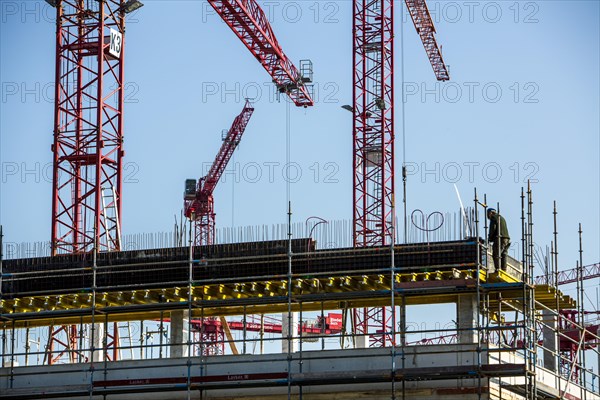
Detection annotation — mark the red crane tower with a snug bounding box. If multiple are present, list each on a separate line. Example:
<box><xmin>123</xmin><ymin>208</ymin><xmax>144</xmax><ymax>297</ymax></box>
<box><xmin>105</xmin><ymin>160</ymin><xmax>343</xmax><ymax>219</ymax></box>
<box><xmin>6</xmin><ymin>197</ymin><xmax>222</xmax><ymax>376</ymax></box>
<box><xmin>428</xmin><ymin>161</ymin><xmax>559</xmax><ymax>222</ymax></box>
<box><xmin>207</xmin><ymin>0</ymin><xmax>314</xmax><ymax>107</ymax></box>
<box><xmin>49</xmin><ymin>0</ymin><xmax>141</xmax><ymax>255</ymax></box>
<box><xmin>184</xmin><ymin>100</ymin><xmax>254</xmax><ymax>246</ymax></box>
<box><xmin>45</xmin><ymin>0</ymin><xmax>142</xmax><ymax>364</ymax></box>
<box><xmin>353</xmin><ymin>0</ymin><xmax>449</xmax><ymax>247</ymax></box>
<box><xmin>352</xmin><ymin>0</ymin><xmax>449</xmax><ymax>347</ymax></box>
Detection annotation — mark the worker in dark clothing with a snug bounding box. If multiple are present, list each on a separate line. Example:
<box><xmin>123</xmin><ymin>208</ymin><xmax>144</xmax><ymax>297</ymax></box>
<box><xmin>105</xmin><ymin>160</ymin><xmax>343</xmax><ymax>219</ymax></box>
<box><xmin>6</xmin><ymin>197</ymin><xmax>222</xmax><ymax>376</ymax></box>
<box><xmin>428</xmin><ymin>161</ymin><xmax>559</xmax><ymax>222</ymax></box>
<box><xmin>487</xmin><ymin>208</ymin><xmax>510</xmax><ymax>272</ymax></box>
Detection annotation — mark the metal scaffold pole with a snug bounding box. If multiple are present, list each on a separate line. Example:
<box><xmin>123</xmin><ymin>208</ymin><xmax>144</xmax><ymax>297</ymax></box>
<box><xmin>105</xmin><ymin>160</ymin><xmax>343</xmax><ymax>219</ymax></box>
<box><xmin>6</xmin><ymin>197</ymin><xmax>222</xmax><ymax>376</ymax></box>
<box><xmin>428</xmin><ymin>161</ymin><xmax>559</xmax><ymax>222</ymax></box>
<box><xmin>187</xmin><ymin>220</ymin><xmax>193</xmax><ymax>400</ymax></box>
<box><xmin>390</xmin><ymin>195</ymin><xmax>397</xmax><ymax>399</ymax></box>
<box><xmin>553</xmin><ymin>201</ymin><xmax>561</xmax><ymax>391</ymax></box>
<box><xmin>0</xmin><ymin>225</ymin><xmax>4</xmax><ymax>372</ymax></box>
<box><xmin>88</xmin><ymin>226</ymin><xmax>98</xmax><ymax>400</ymax></box>
<box><xmin>287</xmin><ymin>201</ymin><xmax>293</xmax><ymax>400</ymax></box>
<box><xmin>525</xmin><ymin>182</ymin><xmax>538</xmax><ymax>399</ymax></box>
<box><xmin>474</xmin><ymin>188</ymin><xmax>483</xmax><ymax>400</ymax></box>
<box><xmin>578</xmin><ymin>223</ymin><xmax>587</xmax><ymax>399</ymax></box>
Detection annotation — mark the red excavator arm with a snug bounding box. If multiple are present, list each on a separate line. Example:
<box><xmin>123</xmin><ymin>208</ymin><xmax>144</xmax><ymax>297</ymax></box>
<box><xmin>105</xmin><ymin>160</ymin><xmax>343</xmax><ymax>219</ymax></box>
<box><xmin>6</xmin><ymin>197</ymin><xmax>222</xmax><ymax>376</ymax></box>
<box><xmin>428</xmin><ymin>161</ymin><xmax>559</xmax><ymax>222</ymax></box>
<box><xmin>207</xmin><ymin>0</ymin><xmax>314</xmax><ymax>107</ymax></box>
<box><xmin>184</xmin><ymin>100</ymin><xmax>255</xmax><ymax>245</ymax></box>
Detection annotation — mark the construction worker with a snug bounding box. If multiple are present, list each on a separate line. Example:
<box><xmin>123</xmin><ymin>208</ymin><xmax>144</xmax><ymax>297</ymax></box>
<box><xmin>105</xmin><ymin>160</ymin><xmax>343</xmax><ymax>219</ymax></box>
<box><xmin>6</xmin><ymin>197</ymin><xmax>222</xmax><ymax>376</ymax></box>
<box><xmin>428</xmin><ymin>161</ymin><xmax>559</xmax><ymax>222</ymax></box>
<box><xmin>487</xmin><ymin>208</ymin><xmax>510</xmax><ymax>272</ymax></box>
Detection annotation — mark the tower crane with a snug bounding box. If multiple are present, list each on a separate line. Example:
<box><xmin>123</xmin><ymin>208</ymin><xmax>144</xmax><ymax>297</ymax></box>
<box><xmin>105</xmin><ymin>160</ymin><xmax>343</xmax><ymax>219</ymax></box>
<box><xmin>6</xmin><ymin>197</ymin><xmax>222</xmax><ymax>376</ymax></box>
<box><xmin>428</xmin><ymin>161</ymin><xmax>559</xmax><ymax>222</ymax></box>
<box><xmin>44</xmin><ymin>0</ymin><xmax>308</xmax><ymax>364</ymax></box>
<box><xmin>44</xmin><ymin>0</ymin><xmax>144</xmax><ymax>364</ymax></box>
<box><xmin>352</xmin><ymin>0</ymin><xmax>450</xmax><ymax>347</ymax></box>
<box><xmin>184</xmin><ymin>100</ymin><xmax>254</xmax><ymax>246</ymax></box>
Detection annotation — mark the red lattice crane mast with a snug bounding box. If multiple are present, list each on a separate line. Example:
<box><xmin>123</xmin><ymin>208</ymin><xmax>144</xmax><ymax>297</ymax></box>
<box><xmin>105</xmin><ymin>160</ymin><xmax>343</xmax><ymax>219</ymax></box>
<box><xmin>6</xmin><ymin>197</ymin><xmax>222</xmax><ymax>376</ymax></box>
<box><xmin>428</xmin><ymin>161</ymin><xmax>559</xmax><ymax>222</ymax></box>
<box><xmin>353</xmin><ymin>0</ymin><xmax>449</xmax><ymax>248</ymax></box>
<box><xmin>45</xmin><ymin>0</ymin><xmax>143</xmax><ymax>364</ymax></box>
<box><xmin>184</xmin><ymin>100</ymin><xmax>254</xmax><ymax>246</ymax></box>
<box><xmin>48</xmin><ymin>0</ymin><xmax>140</xmax><ymax>256</ymax></box>
<box><xmin>352</xmin><ymin>0</ymin><xmax>449</xmax><ymax>347</ymax></box>
<box><xmin>207</xmin><ymin>0</ymin><xmax>314</xmax><ymax>107</ymax></box>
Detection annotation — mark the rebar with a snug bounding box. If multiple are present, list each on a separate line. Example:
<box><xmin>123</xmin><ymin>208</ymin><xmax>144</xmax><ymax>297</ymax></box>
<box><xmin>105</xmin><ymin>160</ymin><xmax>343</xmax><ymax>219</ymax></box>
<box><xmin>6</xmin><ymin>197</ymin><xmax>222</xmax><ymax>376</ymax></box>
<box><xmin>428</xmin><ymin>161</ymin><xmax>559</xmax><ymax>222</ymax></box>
<box><xmin>578</xmin><ymin>224</ymin><xmax>587</xmax><ymax>398</ymax></box>
<box><xmin>4</xmin><ymin>211</ymin><xmax>483</xmax><ymax>260</ymax></box>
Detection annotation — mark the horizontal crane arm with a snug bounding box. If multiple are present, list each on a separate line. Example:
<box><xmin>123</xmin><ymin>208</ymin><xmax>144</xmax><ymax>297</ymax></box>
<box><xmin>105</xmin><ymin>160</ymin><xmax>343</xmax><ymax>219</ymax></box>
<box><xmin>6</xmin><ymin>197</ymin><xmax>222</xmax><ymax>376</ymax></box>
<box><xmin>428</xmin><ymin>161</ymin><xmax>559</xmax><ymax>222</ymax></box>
<box><xmin>404</xmin><ymin>0</ymin><xmax>450</xmax><ymax>81</ymax></box>
<box><xmin>535</xmin><ymin>262</ymin><xmax>600</xmax><ymax>286</ymax></box>
<box><xmin>207</xmin><ymin>0</ymin><xmax>314</xmax><ymax>107</ymax></box>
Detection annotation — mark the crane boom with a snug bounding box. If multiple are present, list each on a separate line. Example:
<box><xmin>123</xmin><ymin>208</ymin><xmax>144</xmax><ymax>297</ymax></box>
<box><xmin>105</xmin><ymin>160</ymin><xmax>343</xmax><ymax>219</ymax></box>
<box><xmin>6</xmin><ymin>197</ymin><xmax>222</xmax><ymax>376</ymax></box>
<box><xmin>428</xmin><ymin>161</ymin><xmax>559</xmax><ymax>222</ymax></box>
<box><xmin>201</xmin><ymin>99</ymin><xmax>255</xmax><ymax>196</ymax></box>
<box><xmin>404</xmin><ymin>0</ymin><xmax>450</xmax><ymax>81</ymax></box>
<box><xmin>207</xmin><ymin>0</ymin><xmax>314</xmax><ymax>107</ymax></box>
<box><xmin>535</xmin><ymin>263</ymin><xmax>600</xmax><ymax>286</ymax></box>
<box><xmin>184</xmin><ymin>100</ymin><xmax>255</xmax><ymax>246</ymax></box>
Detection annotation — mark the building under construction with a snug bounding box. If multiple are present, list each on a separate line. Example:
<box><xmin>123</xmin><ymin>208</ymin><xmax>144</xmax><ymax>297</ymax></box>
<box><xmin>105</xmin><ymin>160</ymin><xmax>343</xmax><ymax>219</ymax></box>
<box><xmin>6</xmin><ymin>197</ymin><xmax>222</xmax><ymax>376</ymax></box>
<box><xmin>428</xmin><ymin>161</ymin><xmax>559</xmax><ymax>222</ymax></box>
<box><xmin>1</xmin><ymin>0</ymin><xmax>599</xmax><ymax>399</ymax></box>
<box><xmin>1</xmin><ymin>189</ymin><xmax>599</xmax><ymax>399</ymax></box>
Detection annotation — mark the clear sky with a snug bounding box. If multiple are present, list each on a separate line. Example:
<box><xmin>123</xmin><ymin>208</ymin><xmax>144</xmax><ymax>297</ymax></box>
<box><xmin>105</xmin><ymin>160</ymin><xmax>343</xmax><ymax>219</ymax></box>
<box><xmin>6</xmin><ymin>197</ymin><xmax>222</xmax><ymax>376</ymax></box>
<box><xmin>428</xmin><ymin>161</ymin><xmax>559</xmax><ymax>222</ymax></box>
<box><xmin>1</xmin><ymin>0</ymin><xmax>599</xmax><ymax>295</ymax></box>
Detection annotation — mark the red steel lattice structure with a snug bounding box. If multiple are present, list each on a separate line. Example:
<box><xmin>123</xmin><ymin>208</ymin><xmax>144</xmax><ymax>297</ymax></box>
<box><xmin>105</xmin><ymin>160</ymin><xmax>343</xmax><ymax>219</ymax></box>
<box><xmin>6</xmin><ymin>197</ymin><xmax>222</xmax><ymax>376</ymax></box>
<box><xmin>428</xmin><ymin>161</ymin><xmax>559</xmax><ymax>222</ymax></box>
<box><xmin>45</xmin><ymin>325</ymin><xmax>83</xmax><ymax>365</ymax></box>
<box><xmin>534</xmin><ymin>262</ymin><xmax>600</xmax><ymax>285</ymax></box>
<box><xmin>206</xmin><ymin>0</ymin><xmax>313</xmax><ymax>107</ymax></box>
<box><xmin>352</xmin><ymin>0</ymin><xmax>395</xmax><ymax>249</ymax></box>
<box><xmin>192</xmin><ymin>319</ymin><xmax>227</xmax><ymax>356</ymax></box>
<box><xmin>405</xmin><ymin>0</ymin><xmax>450</xmax><ymax>81</ymax></box>
<box><xmin>48</xmin><ymin>0</ymin><xmax>133</xmax><ymax>364</ymax></box>
<box><xmin>352</xmin><ymin>0</ymin><xmax>449</xmax><ymax>347</ymax></box>
<box><xmin>51</xmin><ymin>0</ymin><xmax>127</xmax><ymax>255</ymax></box>
<box><xmin>184</xmin><ymin>100</ymin><xmax>254</xmax><ymax>246</ymax></box>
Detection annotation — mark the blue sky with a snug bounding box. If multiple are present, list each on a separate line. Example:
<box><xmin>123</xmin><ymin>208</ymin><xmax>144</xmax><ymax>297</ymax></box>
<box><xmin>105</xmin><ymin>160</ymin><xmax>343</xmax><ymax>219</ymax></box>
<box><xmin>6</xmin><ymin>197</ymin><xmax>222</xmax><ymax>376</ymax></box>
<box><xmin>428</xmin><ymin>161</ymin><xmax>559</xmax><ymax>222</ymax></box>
<box><xmin>1</xmin><ymin>0</ymin><xmax>599</xmax><ymax>289</ymax></box>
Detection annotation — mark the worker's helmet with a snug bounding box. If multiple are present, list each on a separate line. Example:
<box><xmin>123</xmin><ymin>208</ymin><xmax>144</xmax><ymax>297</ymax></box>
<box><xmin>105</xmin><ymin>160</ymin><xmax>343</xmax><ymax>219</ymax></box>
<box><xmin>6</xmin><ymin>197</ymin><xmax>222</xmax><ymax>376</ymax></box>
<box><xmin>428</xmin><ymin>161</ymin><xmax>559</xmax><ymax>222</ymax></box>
<box><xmin>487</xmin><ymin>208</ymin><xmax>496</xmax><ymax>214</ymax></box>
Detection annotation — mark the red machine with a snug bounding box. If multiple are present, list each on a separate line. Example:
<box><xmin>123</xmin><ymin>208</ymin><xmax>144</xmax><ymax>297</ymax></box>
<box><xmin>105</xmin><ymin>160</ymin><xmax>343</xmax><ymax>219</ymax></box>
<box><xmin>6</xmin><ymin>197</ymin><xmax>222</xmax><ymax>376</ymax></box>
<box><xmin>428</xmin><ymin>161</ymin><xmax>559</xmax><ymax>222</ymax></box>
<box><xmin>207</xmin><ymin>0</ymin><xmax>314</xmax><ymax>107</ymax></box>
<box><xmin>352</xmin><ymin>0</ymin><xmax>450</xmax><ymax>347</ymax></box>
<box><xmin>184</xmin><ymin>100</ymin><xmax>254</xmax><ymax>246</ymax></box>
<box><xmin>227</xmin><ymin>313</ymin><xmax>343</xmax><ymax>335</ymax></box>
<box><xmin>190</xmin><ymin>313</ymin><xmax>344</xmax><ymax>355</ymax></box>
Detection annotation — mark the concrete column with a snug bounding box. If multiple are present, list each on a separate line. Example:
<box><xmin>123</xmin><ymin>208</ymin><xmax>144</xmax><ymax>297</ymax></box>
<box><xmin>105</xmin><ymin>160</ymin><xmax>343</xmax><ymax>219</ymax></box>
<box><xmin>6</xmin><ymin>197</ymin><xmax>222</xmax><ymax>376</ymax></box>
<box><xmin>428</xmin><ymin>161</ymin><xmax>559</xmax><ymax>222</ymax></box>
<box><xmin>282</xmin><ymin>312</ymin><xmax>299</xmax><ymax>353</ymax></box>
<box><xmin>169</xmin><ymin>310</ymin><xmax>189</xmax><ymax>358</ymax></box>
<box><xmin>399</xmin><ymin>302</ymin><xmax>407</xmax><ymax>347</ymax></box>
<box><xmin>355</xmin><ymin>334</ymin><xmax>368</xmax><ymax>349</ymax></box>
<box><xmin>352</xmin><ymin>308</ymin><xmax>369</xmax><ymax>349</ymax></box>
<box><xmin>457</xmin><ymin>294</ymin><xmax>478</xmax><ymax>344</ymax></box>
<box><xmin>90</xmin><ymin>323</ymin><xmax>105</xmax><ymax>362</ymax></box>
<box><xmin>541</xmin><ymin>309</ymin><xmax>558</xmax><ymax>372</ymax></box>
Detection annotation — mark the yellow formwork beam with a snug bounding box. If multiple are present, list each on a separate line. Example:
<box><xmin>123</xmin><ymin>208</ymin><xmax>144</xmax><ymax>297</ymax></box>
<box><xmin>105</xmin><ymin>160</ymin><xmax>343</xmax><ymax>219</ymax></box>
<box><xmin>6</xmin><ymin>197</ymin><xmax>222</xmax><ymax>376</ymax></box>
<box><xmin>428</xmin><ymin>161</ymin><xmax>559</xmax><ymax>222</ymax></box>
<box><xmin>0</xmin><ymin>268</ymin><xmax>574</xmax><ymax>329</ymax></box>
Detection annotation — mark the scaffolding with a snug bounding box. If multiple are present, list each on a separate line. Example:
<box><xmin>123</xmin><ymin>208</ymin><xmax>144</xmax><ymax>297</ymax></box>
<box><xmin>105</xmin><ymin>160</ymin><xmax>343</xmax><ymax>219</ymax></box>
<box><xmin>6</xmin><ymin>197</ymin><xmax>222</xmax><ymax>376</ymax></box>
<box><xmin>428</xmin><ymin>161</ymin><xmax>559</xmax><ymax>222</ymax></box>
<box><xmin>1</xmin><ymin>190</ymin><xmax>599</xmax><ymax>400</ymax></box>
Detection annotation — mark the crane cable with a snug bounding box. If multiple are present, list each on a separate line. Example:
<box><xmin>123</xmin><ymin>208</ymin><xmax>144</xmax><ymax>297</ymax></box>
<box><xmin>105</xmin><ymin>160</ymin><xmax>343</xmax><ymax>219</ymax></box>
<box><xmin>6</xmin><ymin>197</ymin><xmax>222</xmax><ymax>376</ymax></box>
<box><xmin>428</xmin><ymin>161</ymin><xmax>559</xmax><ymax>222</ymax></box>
<box><xmin>286</xmin><ymin>96</ymin><xmax>291</xmax><ymax>205</ymax></box>
<box><xmin>401</xmin><ymin>2</ymin><xmax>408</xmax><ymax>244</ymax></box>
